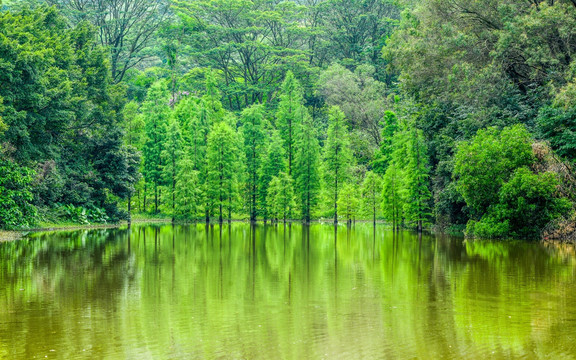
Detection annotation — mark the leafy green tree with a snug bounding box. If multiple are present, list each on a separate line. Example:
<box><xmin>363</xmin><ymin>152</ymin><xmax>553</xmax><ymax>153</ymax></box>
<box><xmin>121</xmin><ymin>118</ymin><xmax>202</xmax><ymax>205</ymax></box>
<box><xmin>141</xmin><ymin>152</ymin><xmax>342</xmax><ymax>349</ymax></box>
<box><xmin>453</xmin><ymin>125</ymin><xmax>534</xmax><ymax>219</ymax></box>
<box><xmin>202</xmin><ymin>70</ymin><xmax>226</xmax><ymax>121</ymax></box>
<box><xmin>323</xmin><ymin>106</ymin><xmax>353</xmax><ymax>223</ymax></box>
<box><xmin>361</xmin><ymin>171</ymin><xmax>382</xmax><ymax>224</ymax></box>
<box><xmin>318</xmin><ymin>0</ymin><xmax>401</xmax><ymax>79</ymax></box>
<box><xmin>0</xmin><ymin>8</ymin><xmax>138</xmax><ymax>221</ymax></box>
<box><xmin>267</xmin><ymin>172</ymin><xmax>296</xmax><ymax>223</ymax></box>
<box><xmin>206</xmin><ymin>121</ymin><xmax>242</xmax><ymax>223</ymax></box>
<box><xmin>48</xmin><ymin>0</ymin><xmax>170</xmax><ymax>83</ymax></box>
<box><xmin>172</xmin><ymin>95</ymin><xmax>214</xmax><ymax>221</ymax></box>
<box><xmin>293</xmin><ymin>114</ymin><xmax>321</xmax><ymax>223</ymax></box>
<box><xmin>467</xmin><ymin>168</ymin><xmax>571</xmax><ymax>239</ymax></box>
<box><xmin>317</xmin><ymin>64</ymin><xmax>390</xmax><ymax>154</ymax></box>
<box><xmin>241</xmin><ymin>104</ymin><xmax>266</xmax><ymax>222</ymax></box>
<box><xmin>454</xmin><ymin>124</ymin><xmax>572</xmax><ymax>238</ymax></box>
<box><xmin>385</xmin><ymin>0</ymin><xmax>574</xmax><ymax>127</ymax></box>
<box><xmin>0</xmin><ymin>7</ymin><xmax>75</xmax><ymax>164</ymax></box>
<box><xmin>173</xmin><ymin>0</ymin><xmax>311</xmax><ymax>109</ymax></box>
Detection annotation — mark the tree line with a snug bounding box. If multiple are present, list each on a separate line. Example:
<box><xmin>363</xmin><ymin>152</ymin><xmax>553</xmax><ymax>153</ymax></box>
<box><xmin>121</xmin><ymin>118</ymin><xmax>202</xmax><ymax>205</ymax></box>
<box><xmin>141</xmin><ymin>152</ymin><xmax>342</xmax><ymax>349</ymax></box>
<box><xmin>130</xmin><ymin>71</ymin><xmax>396</xmax><ymax>225</ymax></box>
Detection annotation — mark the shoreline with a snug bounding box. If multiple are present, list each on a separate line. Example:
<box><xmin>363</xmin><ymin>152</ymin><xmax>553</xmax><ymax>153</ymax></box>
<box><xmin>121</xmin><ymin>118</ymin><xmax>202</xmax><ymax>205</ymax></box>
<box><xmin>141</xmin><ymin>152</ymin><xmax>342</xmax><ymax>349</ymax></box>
<box><xmin>5</xmin><ymin>219</ymin><xmax>567</xmax><ymax>243</ymax></box>
<box><xmin>0</xmin><ymin>218</ymin><xmax>173</xmax><ymax>242</ymax></box>
<box><xmin>0</xmin><ymin>218</ymin><xmax>395</xmax><ymax>242</ymax></box>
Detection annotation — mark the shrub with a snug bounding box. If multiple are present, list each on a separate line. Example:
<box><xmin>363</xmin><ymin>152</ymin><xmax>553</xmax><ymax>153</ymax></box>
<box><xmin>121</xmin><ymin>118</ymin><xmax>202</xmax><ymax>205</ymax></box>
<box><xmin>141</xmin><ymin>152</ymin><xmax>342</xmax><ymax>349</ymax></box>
<box><xmin>465</xmin><ymin>168</ymin><xmax>571</xmax><ymax>239</ymax></box>
<box><xmin>0</xmin><ymin>157</ymin><xmax>36</xmax><ymax>229</ymax></box>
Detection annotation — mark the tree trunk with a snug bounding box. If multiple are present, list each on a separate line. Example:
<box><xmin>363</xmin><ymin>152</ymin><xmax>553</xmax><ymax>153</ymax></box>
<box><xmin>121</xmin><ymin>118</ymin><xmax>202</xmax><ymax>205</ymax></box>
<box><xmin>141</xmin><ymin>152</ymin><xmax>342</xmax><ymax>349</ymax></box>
<box><xmin>228</xmin><ymin>196</ymin><xmax>232</xmax><ymax>224</ymax></box>
<box><xmin>288</xmin><ymin>121</ymin><xmax>292</xmax><ymax>176</ymax></box>
<box><xmin>128</xmin><ymin>194</ymin><xmax>132</xmax><ymax>224</ymax></box>
<box><xmin>334</xmin><ymin>174</ymin><xmax>338</xmax><ymax>224</ymax></box>
<box><xmin>172</xmin><ymin>167</ymin><xmax>176</xmax><ymax>223</ymax></box>
<box><xmin>143</xmin><ymin>184</ymin><xmax>147</xmax><ymax>213</ymax></box>
<box><xmin>219</xmin><ymin>172</ymin><xmax>223</xmax><ymax>224</ymax></box>
<box><xmin>137</xmin><ymin>189</ymin><xmax>140</xmax><ymax>213</ymax></box>
<box><xmin>154</xmin><ymin>185</ymin><xmax>158</xmax><ymax>214</ymax></box>
<box><xmin>251</xmin><ymin>181</ymin><xmax>257</xmax><ymax>222</ymax></box>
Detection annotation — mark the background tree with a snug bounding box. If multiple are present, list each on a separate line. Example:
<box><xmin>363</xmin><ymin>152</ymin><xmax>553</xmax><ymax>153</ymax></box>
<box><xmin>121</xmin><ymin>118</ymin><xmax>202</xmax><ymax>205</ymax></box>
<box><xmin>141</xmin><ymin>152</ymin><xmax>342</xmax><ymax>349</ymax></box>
<box><xmin>537</xmin><ymin>105</ymin><xmax>576</xmax><ymax>163</ymax></box>
<box><xmin>318</xmin><ymin>0</ymin><xmax>401</xmax><ymax>81</ymax></box>
<box><xmin>317</xmin><ymin>64</ymin><xmax>391</xmax><ymax>164</ymax></box>
<box><xmin>47</xmin><ymin>0</ymin><xmax>170</xmax><ymax>82</ymax></box>
<box><xmin>173</xmin><ymin>0</ymin><xmax>312</xmax><ymax>109</ymax></box>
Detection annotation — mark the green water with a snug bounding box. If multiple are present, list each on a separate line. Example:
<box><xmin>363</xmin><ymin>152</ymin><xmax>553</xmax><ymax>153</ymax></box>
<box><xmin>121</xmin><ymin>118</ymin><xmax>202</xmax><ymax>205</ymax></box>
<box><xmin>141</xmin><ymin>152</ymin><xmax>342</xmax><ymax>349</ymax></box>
<box><xmin>1</xmin><ymin>224</ymin><xmax>576</xmax><ymax>359</ymax></box>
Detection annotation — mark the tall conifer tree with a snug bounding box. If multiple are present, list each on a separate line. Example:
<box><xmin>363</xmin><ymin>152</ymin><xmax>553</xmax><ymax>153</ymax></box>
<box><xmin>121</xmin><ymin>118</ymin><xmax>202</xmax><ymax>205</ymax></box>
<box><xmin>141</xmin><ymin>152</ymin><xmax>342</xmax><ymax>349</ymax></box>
<box><xmin>259</xmin><ymin>130</ymin><xmax>286</xmax><ymax>222</ymax></box>
<box><xmin>323</xmin><ymin>106</ymin><xmax>353</xmax><ymax>223</ymax></box>
<box><xmin>293</xmin><ymin>113</ymin><xmax>321</xmax><ymax>223</ymax></box>
<box><xmin>276</xmin><ymin>71</ymin><xmax>306</xmax><ymax>176</ymax></box>
<box><xmin>206</xmin><ymin>121</ymin><xmax>241</xmax><ymax>223</ymax></box>
<box><xmin>241</xmin><ymin>104</ymin><xmax>266</xmax><ymax>222</ymax></box>
<box><xmin>142</xmin><ymin>81</ymin><xmax>170</xmax><ymax>214</ymax></box>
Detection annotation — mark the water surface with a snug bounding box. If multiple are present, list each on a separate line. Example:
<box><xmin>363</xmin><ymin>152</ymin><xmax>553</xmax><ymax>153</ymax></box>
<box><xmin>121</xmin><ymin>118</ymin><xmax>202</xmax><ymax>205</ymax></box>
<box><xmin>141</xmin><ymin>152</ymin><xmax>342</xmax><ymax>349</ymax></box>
<box><xmin>1</xmin><ymin>224</ymin><xmax>576</xmax><ymax>359</ymax></box>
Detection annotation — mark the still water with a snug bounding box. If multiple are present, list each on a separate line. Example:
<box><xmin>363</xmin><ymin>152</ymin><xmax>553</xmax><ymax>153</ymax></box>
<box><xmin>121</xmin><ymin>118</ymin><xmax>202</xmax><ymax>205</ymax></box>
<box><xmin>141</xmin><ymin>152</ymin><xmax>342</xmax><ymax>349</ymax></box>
<box><xmin>1</xmin><ymin>223</ymin><xmax>576</xmax><ymax>359</ymax></box>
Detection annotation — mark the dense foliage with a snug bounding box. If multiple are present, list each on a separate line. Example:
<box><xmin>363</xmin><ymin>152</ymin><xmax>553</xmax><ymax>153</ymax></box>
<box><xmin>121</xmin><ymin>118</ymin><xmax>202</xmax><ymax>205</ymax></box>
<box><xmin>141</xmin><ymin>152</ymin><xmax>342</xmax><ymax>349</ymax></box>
<box><xmin>2</xmin><ymin>0</ymin><xmax>576</xmax><ymax>239</ymax></box>
<box><xmin>0</xmin><ymin>7</ymin><xmax>138</xmax><ymax>225</ymax></box>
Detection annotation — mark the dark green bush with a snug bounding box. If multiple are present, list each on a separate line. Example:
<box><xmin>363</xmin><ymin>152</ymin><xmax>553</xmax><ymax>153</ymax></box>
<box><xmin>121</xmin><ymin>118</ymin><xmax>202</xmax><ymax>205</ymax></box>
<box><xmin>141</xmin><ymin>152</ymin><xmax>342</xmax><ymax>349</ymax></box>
<box><xmin>0</xmin><ymin>158</ymin><xmax>36</xmax><ymax>229</ymax></box>
<box><xmin>465</xmin><ymin>168</ymin><xmax>571</xmax><ymax>239</ymax></box>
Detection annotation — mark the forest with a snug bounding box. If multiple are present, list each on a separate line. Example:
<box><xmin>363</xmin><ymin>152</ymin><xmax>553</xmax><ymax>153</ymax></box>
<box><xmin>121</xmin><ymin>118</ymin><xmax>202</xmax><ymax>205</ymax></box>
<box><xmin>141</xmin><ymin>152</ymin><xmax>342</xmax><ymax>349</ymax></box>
<box><xmin>1</xmin><ymin>0</ymin><xmax>576</xmax><ymax>239</ymax></box>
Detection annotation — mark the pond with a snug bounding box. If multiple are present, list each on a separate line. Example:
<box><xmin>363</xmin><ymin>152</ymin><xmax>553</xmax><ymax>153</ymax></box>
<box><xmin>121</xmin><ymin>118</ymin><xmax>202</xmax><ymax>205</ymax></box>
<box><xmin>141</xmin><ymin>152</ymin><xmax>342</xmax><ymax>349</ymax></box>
<box><xmin>1</xmin><ymin>223</ymin><xmax>576</xmax><ymax>359</ymax></box>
